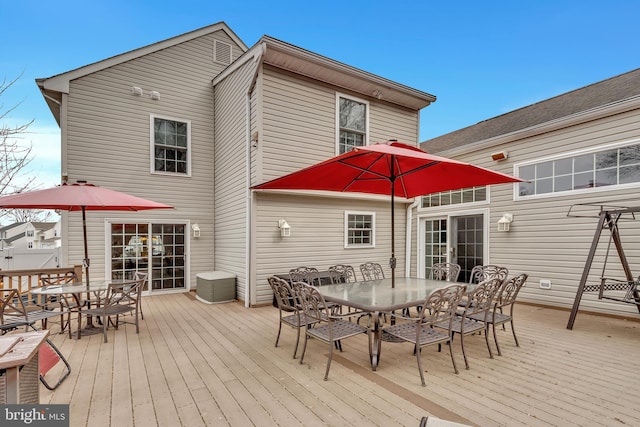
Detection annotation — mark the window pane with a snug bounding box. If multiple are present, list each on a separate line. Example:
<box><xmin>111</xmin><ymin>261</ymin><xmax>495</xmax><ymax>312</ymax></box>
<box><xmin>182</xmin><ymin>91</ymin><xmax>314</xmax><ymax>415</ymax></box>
<box><xmin>574</xmin><ymin>171</ymin><xmax>594</xmax><ymax>189</ymax></box>
<box><xmin>596</xmin><ymin>149</ymin><xmax>617</xmax><ymax>169</ymax></box>
<box><xmin>519</xmin><ymin>165</ymin><xmax>535</xmax><ymax>180</ymax></box>
<box><xmin>519</xmin><ymin>181</ymin><xmax>534</xmax><ymax>196</ymax></box>
<box><xmin>340</xmin><ymin>98</ymin><xmax>366</xmax><ymax>131</ymax></box>
<box><xmin>554</xmin><ymin>175</ymin><xmax>572</xmax><ymax>192</ymax></box>
<box><xmin>347</xmin><ymin>213</ymin><xmax>373</xmax><ymax>246</ymax></box>
<box><xmin>536</xmin><ymin>161</ymin><xmax>553</xmax><ymax>178</ymax></box>
<box><xmin>154</xmin><ymin>118</ymin><xmax>189</xmax><ymax>174</ymax></box>
<box><xmin>554</xmin><ymin>158</ymin><xmax>572</xmax><ymax>175</ymax></box>
<box><xmin>619</xmin><ymin>165</ymin><xmax>640</xmax><ymax>184</ymax></box>
<box><xmin>620</xmin><ymin>145</ymin><xmax>640</xmax><ymax>166</ymax></box>
<box><xmin>537</xmin><ymin>177</ymin><xmax>553</xmax><ymax>194</ymax></box>
<box><xmin>574</xmin><ymin>154</ymin><xmax>593</xmax><ymax>173</ymax></box>
<box><xmin>595</xmin><ymin>168</ymin><xmax>617</xmax><ymax>187</ymax></box>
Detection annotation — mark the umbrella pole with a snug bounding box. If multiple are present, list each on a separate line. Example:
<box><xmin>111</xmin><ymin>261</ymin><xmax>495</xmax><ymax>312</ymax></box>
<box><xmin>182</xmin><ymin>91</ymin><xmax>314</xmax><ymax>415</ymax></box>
<box><xmin>82</xmin><ymin>206</ymin><xmax>90</xmax><ymax>287</ymax></box>
<box><xmin>390</xmin><ymin>181</ymin><xmax>396</xmax><ymax>289</ymax></box>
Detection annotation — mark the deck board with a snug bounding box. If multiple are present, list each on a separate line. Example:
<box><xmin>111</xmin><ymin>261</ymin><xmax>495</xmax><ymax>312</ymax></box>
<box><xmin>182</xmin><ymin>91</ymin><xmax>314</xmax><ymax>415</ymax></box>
<box><xmin>34</xmin><ymin>293</ymin><xmax>640</xmax><ymax>427</ymax></box>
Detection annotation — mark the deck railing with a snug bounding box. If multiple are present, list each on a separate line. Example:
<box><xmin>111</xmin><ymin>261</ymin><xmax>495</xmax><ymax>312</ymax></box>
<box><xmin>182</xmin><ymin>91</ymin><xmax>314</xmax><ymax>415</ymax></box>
<box><xmin>0</xmin><ymin>265</ymin><xmax>84</xmax><ymax>302</ymax></box>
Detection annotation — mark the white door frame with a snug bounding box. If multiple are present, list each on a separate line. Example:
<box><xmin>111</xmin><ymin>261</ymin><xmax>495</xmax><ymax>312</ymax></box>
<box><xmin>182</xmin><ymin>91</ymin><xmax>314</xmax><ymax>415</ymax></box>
<box><xmin>417</xmin><ymin>208</ymin><xmax>489</xmax><ymax>279</ymax></box>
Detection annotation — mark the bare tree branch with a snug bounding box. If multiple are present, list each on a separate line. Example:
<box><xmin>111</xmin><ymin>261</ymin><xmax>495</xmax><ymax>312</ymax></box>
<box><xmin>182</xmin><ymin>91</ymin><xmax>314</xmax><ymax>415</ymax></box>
<box><xmin>0</xmin><ymin>73</ymin><xmax>53</xmax><ymax>224</ymax></box>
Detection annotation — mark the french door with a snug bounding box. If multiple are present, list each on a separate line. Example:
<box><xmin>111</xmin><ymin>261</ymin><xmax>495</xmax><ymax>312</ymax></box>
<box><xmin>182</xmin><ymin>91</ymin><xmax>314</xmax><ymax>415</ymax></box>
<box><xmin>110</xmin><ymin>222</ymin><xmax>186</xmax><ymax>292</ymax></box>
<box><xmin>422</xmin><ymin>213</ymin><xmax>486</xmax><ymax>283</ymax></box>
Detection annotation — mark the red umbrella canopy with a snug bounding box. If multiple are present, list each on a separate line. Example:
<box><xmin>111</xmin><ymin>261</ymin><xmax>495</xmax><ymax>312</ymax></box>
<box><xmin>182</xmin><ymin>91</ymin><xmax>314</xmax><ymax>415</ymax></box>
<box><xmin>0</xmin><ymin>182</ymin><xmax>173</xmax><ymax>211</ymax></box>
<box><xmin>254</xmin><ymin>141</ymin><xmax>521</xmax><ymax>288</ymax></box>
<box><xmin>0</xmin><ymin>182</ymin><xmax>173</xmax><ymax>286</ymax></box>
<box><xmin>253</xmin><ymin>141</ymin><xmax>521</xmax><ymax>197</ymax></box>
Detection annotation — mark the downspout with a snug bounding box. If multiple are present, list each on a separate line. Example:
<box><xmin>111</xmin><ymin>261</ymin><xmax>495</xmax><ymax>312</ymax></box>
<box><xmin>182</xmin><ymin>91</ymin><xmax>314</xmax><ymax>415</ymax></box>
<box><xmin>405</xmin><ymin>198</ymin><xmax>420</xmax><ymax>277</ymax></box>
<box><xmin>244</xmin><ymin>42</ymin><xmax>267</xmax><ymax>308</ymax></box>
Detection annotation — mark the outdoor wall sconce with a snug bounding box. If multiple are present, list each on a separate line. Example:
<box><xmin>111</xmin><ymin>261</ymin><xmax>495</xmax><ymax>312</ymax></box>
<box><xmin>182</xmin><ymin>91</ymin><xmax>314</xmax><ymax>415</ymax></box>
<box><xmin>191</xmin><ymin>223</ymin><xmax>201</xmax><ymax>238</ymax></box>
<box><xmin>491</xmin><ymin>151</ymin><xmax>508</xmax><ymax>162</ymax></box>
<box><xmin>277</xmin><ymin>219</ymin><xmax>291</xmax><ymax>237</ymax></box>
<box><xmin>498</xmin><ymin>213</ymin><xmax>513</xmax><ymax>232</ymax></box>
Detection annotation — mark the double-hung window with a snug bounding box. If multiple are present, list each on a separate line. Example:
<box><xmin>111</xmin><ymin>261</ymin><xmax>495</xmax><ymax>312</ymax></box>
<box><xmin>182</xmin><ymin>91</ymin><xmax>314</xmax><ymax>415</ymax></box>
<box><xmin>345</xmin><ymin>211</ymin><xmax>375</xmax><ymax>248</ymax></box>
<box><xmin>337</xmin><ymin>95</ymin><xmax>368</xmax><ymax>154</ymax></box>
<box><xmin>151</xmin><ymin>115</ymin><xmax>191</xmax><ymax>175</ymax></box>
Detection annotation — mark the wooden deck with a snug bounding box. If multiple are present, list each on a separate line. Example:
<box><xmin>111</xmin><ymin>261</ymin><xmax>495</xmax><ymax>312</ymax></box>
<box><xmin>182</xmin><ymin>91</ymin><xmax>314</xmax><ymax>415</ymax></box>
<box><xmin>38</xmin><ymin>292</ymin><xmax>640</xmax><ymax>427</ymax></box>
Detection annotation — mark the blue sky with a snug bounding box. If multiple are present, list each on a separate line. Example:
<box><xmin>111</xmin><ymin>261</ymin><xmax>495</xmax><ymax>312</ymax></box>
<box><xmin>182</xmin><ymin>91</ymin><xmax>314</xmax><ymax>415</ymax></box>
<box><xmin>3</xmin><ymin>0</ymin><xmax>640</xmax><ymax>189</ymax></box>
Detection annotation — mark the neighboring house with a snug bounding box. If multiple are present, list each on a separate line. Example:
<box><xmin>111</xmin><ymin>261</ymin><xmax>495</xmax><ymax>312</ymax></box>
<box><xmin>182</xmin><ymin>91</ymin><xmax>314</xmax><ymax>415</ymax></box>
<box><xmin>0</xmin><ymin>221</ymin><xmax>60</xmax><ymax>250</ymax></box>
<box><xmin>36</xmin><ymin>22</ymin><xmax>436</xmax><ymax>305</ymax></box>
<box><xmin>421</xmin><ymin>68</ymin><xmax>640</xmax><ymax>318</ymax></box>
<box><xmin>0</xmin><ymin>221</ymin><xmax>61</xmax><ymax>269</ymax></box>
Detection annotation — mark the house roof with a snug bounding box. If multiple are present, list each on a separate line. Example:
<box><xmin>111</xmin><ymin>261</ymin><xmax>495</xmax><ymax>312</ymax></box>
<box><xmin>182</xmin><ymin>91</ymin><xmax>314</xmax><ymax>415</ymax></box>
<box><xmin>0</xmin><ymin>222</ymin><xmax>25</xmax><ymax>232</ymax></box>
<box><xmin>213</xmin><ymin>35</ymin><xmax>436</xmax><ymax>111</ymax></box>
<box><xmin>35</xmin><ymin>22</ymin><xmax>247</xmax><ymax>124</ymax></box>
<box><xmin>30</xmin><ymin>222</ymin><xmax>57</xmax><ymax>232</ymax></box>
<box><xmin>421</xmin><ymin>68</ymin><xmax>640</xmax><ymax>153</ymax></box>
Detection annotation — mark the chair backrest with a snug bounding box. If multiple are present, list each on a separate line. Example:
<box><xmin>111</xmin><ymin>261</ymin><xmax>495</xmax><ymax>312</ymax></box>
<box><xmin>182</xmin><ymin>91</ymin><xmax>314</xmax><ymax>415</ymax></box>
<box><xmin>268</xmin><ymin>276</ymin><xmax>298</xmax><ymax>312</ymax></box>
<box><xmin>293</xmin><ymin>282</ymin><xmax>332</xmax><ymax>323</ymax></box>
<box><xmin>495</xmin><ymin>273</ymin><xmax>528</xmax><ymax>309</ymax></box>
<box><xmin>469</xmin><ymin>265</ymin><xmax>509</xmax><ymax>284</ymax></box>
<box><xmin>463</xmin><ymin>278</ymin><xmax>503</xmax><ymax>319</ymax></box>
<box><xmin>430</xmin><ymin>263</ymin><xmax>461</xmax><ymax>282</ymax></box>
<box><xmin>289</xmin><ymin>267</ymin><xmax>320</xmax><ymax>286</ymax></box>
<box><xmin>39</xmin><ymin>271</ymin><xmax>78</xmax><ymax>286</ymax></box>
<box><xmin>133</xmin><ymin>271</ymin><xmax>149</xmax><ymax>292</ymax></box>
<box><xmin>419</xmin><ymin>283</ymin><xmax>467</xmax><ymax>326</ymax></box>
<box><xmin>103</xmin><ymin>281</ymin><xmax>142</xmax><ymax>311</ymax></box>
<box><xmin>360</xmin><ymin>262</ymin><xmax>385</xmax><ymax>281</ymax></box>
<box><xmin>0</xmin><ymin>288</ymin><xmax>29</xmax><ymax>328</ymax></box>
<box><xmin>328</xmin><ymin>264</ymin><xmax>358</xmax><ymax>284</ymax></box>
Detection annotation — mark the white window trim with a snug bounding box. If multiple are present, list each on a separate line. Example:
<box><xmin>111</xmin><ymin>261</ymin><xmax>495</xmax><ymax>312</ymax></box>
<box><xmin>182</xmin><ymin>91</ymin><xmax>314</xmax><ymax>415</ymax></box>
<box><xmin>150</xmin><ymin>114</ymin><xmax>192</xmax><ymax>177</ymax></box>
<box><xmin>344</xmin><ymin>210</ymin><xmax>376</xmax><ymax>248</ymax></box>
<box><xmin>419</xmin><ymin>186</ymin><xmax>491</xmax><ymax>212</ymax></box>
<box><xmin>514</xmin><ymin>137</ymin><xmax>640</xmax><ymax>201</ymax></box>
<box><xmin>335</xmin><ymin>93</ymin><xmax>370</xmax><ymax>156</ymax></box>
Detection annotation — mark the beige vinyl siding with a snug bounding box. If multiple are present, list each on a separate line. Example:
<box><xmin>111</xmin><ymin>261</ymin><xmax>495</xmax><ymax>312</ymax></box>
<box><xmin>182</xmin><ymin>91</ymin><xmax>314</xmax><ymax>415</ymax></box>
<box><xmin>63</xmin><ymin>30</ymin><xmax>243</xmax><ymax>288</ymax></box>
<box><xmin>432</xmin><ymin>106</ymin><xmax>640</xmax><ymax>317</ymax></box>
<box><xmin>369</xmin><ymin>105</ymin><xmax>419</xmax><ymax>144</ymax></box>
<box><xmin>259</xmin><ymin>66</ymin><xmax>423</xmax><ymax>183</ymax></box>
<box><xmin>253</xmin><ymin>192</ymin><xmax>405</xmax><ymax>305</ymax></box>
<box><xmin>260</xmin><ymin>66</ymin><xmax>335</xmax><ymax>183</ymax></box>
<box><xmin>213</xmin><ymin>59</ymin><xmax>258</xmax><ymax>303</ymax></box>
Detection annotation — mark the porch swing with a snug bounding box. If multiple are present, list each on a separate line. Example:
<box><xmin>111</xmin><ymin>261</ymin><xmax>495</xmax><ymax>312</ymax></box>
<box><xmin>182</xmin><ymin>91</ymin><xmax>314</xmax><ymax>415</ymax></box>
<box><xmin>566</xmin><ymin>201</ymin><xmax>640</xmax><ymax>329</ymax></box>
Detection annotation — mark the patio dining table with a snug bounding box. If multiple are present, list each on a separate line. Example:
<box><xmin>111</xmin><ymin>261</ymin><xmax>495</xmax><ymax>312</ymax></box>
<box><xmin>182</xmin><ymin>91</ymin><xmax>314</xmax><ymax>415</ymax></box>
<box><xmin>31</xmin><ymin>280</ymin><xmax>130</xmax><ymax>335</ymax></box>
<box><xmin>317</xmin><ymin>277</ymin><xmax>466</xmax><ymax>370</ymax></box>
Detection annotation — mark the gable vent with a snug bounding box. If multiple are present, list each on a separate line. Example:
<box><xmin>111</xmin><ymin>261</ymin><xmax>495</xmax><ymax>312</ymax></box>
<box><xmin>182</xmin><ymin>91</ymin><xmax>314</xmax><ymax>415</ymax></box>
<box><xmin>214</xmin><ymin>40</ymin><xmax>232</xmax><ymax>65</ymax></box>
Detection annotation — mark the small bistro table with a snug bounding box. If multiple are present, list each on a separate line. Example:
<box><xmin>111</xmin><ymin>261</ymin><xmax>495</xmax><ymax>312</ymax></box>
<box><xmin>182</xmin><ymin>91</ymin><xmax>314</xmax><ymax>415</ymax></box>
<box><xmin>31</xmin><ymin>280</ymin><xmax>133</xmax><ymax>336</ymax></box>
<box><xmin>317</xmin><ymin>277</ymin><xmax>466</xmax><ymax>370</ymax></box>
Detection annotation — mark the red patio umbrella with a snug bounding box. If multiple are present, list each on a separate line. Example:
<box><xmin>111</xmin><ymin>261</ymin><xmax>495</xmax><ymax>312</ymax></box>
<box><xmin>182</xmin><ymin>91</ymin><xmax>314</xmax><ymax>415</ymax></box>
<box><xmin>0</xmin><ymin>181</ymin><xmax>173</xmax><ymax>285</ymax></box>
<box><xmin>253</xmin><ymin>141</ymin><xmax>522</xmax><ymax>287</ymax></box>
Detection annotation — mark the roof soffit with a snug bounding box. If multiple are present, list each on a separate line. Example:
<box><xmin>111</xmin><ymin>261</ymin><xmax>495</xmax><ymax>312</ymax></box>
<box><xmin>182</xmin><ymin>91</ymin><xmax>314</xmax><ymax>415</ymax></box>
<box><xmin>259</xmin><ymin>36</ymin><xmax>436</xmax><ymax>110</ymax></box>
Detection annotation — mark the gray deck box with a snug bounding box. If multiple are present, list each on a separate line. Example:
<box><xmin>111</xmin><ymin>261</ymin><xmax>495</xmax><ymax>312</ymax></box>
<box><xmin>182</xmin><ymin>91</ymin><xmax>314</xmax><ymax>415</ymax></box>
<box><xmin>196</xmin><ymin>271</ymin><xmax>236</xmax><ymax>304</ymax></box>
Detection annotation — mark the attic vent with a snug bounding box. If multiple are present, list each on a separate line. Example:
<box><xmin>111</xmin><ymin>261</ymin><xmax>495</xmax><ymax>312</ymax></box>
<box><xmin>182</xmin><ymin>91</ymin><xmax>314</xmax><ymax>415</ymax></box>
<box><xmin>214</xmin><ymin>40</ymin><xmax>232</xmax><ymax>65</ymax></box>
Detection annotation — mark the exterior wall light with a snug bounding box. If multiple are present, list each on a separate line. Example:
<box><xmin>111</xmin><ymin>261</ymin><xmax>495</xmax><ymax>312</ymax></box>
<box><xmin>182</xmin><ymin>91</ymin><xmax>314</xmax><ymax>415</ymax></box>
<box><xmin>491</xmin><ymin>151</ymin><xmax>508</xmax><ymax>162</ymax></box>
<box><xmin>192</xmin><ymin>223</ymin><xmax>201</xmax><ymax>238</ymax></box>
<box><xmin>277</xmin><ymin>219</ymin><xmax>291</xmax><ymax>237</ymax></box>
<box><xmin>498</xmin><ymin>213</ymin><xmax>513</xmax><ymax>232</ymax></box>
